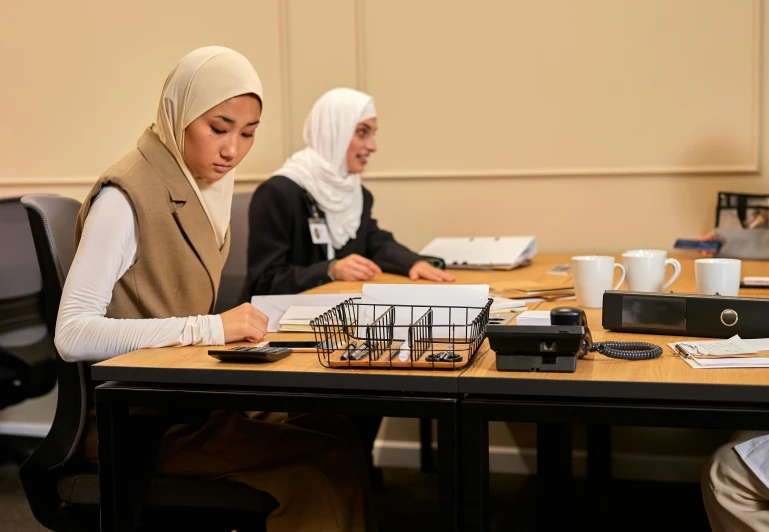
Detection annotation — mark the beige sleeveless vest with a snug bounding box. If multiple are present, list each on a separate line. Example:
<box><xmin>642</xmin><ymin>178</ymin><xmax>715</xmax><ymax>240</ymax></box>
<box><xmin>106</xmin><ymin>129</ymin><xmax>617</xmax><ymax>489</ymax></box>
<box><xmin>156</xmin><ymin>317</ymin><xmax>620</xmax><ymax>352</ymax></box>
<box><xmin>75</xmin><ymin>128</ymin><xmax>231</xmax><ymax>319</ymax></box>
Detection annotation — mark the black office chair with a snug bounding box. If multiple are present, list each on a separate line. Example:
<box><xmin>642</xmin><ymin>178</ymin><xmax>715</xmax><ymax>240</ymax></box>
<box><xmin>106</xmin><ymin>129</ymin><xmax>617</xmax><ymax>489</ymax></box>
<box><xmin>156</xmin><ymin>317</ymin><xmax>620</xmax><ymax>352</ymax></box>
<box><xmin>0</xmin><ymin>197</ymin><xmax>56</xmax><ymax>413</ymax></box>
<box><xmin>216</xmin><ymin>191</ymin><xmax>253</xmax><ymax>313</ymax></box>
<box><xmin>19</xmin><ymin>195</ymin><xmax>276</xmax><ymax>531</ymax></box>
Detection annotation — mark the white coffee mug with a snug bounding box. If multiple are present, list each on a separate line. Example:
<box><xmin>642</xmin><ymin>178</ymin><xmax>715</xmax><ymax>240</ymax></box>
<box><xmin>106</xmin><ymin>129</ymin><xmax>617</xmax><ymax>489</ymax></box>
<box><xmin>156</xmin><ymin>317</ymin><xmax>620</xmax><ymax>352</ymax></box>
<box><xmin>622</xmin><ymin>250</ymin><xmax>682</xmax><ymax>293</ymax></box>
<box><xmin>572</xmin><ymin>256</ymin><xmax>626</xmax><ymax>308</ymax></box>
<box><xmin>695</xmin><ymin>258</ymin><xmax>741</xmax><ymax>297</ymax></box>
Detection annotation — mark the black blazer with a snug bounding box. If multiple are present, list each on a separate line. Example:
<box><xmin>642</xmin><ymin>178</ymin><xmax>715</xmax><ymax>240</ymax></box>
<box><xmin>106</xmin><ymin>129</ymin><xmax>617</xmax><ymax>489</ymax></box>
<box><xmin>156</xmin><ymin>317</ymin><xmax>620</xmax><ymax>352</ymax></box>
<box><xmin>245</xmin><ymin>175</ymin><xmax>425</xmax><ymax>296</ymax></box>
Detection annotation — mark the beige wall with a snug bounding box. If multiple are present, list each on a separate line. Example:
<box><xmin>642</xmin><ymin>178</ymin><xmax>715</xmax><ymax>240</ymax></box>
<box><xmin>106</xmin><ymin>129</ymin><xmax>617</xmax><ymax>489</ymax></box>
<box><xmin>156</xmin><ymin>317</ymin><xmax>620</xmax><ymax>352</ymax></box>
<box><xmin>3</xmin><ymin>0</ymin><xmax>766</xmax><ymax>255</ymax></box>
<box><xmin>1</xmin><ymin>0</ymin><xmax>761</xmax><ymax>471</ymax></box>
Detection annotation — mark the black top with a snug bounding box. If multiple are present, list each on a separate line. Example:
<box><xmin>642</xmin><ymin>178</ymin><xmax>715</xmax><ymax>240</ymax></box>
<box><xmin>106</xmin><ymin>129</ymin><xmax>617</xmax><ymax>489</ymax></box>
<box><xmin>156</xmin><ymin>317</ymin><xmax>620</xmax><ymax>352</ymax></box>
<box><xmin>244</xmin><ymin>175</ymin><xmax>424</xmax><ymax>295</ymax></box>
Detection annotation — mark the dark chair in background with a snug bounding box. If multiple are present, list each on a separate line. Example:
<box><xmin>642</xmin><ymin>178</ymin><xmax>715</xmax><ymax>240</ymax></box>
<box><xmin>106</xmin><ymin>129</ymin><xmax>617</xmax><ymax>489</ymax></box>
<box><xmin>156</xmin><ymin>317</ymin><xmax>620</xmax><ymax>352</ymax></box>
<box><xmin>0</xmin><ymin>196</ymin><xmax>56</xmax><ymax>415</ymax></box>
<box><xmin>19</xmin><ymin>194</ymin><xmax>275</xmax><ymax>531</ymax></box>
<box><xmin>216</xmin><ymin>192</ymin><xmax>252</xmax><ymax>314</ymax></box>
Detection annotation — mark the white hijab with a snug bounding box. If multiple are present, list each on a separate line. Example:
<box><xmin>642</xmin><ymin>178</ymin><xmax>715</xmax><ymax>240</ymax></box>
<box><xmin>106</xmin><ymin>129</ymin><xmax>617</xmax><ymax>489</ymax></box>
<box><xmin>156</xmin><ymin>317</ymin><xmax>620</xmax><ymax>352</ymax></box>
<box><xmin>152</xmin><ymin>46</ymin><xmax>263</xmax><ymax>247</ymax></box>
<box><xmin>275</xmin><ymin>88</ymin><xmax>376</xmax><ymax>250</ymax></box>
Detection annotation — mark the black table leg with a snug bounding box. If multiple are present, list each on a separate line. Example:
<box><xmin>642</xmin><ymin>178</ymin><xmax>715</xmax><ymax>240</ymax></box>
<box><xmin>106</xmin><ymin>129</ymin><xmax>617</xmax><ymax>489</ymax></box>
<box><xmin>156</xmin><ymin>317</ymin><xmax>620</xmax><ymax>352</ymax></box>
<box><xmin>96</xmin><ymin>392</ymin><xmax>134</xmax><ymax>532</ymax></box>
<box><xmin>420</xmin><ymin>418</ymin><xmax>435</xmax><ymax>472</ymax></box>
<box><xmin>438</xmin><ymin>405</ymin><xmax>461</xmax><ymax>532</ymax></box>
<box><xmin>462</xmin><ymin>415</ymin><xmax>489</xmax><ymax>532</ymax></box>
<box><xmin>587</xmin><ymin>424</ymin><xmax>612</xmax><ymax>480</ymax></box>
<box><xmin>537</xmin><ymin>422</ymin><xmax>573</xmax><ymax>530</ymax></box>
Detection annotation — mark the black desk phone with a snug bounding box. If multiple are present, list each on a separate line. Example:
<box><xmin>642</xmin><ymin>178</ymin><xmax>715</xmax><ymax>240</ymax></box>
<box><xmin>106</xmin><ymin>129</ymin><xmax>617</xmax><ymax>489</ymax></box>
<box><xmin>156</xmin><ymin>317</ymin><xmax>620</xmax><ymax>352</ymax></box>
<box><xmin>488</xmin><ymin>307</ymin><xmax>663</xmax><ymax>373</ymax></box>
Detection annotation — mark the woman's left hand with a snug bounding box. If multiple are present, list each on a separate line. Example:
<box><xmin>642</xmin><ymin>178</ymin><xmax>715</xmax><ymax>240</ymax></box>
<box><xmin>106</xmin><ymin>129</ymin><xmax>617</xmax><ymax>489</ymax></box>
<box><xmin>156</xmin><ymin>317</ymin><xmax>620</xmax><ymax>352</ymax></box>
<box><xmin>408</xmin><ymin>260</ymin><xmax>456</xmax><ymax>282</ymax></box>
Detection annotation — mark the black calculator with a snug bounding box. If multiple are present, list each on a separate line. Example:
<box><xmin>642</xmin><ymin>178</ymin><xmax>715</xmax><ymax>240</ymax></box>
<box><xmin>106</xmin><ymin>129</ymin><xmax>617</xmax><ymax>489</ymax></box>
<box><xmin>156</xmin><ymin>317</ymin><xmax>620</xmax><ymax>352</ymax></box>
<box><xmin>207</xmin><ymin>345</ymin><xmax>292</xmax><ymax>363</ymax></box>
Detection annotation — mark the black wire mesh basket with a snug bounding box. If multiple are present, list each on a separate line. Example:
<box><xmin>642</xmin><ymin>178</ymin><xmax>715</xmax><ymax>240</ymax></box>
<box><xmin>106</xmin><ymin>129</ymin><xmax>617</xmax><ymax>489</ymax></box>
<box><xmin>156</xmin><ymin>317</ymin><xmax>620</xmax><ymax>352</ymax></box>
<box><xmin>310</xmin><ymin>297</ymin><xmax>492</xmax><ymax>369</ymax></box>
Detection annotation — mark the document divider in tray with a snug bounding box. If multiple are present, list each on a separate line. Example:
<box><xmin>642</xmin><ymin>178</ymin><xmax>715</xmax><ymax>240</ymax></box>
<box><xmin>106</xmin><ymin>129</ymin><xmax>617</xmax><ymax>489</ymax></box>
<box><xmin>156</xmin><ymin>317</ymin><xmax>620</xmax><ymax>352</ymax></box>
<box><xmin>310</xmin><ymin>297</ymin><xmax>492</xmax><ymax>369</ymax></box>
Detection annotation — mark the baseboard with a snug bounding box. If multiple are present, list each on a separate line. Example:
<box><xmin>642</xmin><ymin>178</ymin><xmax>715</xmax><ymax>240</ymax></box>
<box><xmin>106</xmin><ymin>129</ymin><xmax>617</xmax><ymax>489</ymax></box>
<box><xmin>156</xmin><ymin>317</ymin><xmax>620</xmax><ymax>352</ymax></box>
<box><xmin>0</xmin><ymin>422</ymin><xmax>51</xmax><ymax>439</ymax></box>
<box><xmin>373</xmin><ymin>440</ymin><xmax>707</xmax><ymax>483</ymax></box>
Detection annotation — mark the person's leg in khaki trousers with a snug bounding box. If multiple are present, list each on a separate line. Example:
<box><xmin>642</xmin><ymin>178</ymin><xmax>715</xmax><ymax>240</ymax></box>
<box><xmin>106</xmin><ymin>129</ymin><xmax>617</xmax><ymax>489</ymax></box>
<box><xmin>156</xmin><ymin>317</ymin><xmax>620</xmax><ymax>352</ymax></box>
<box><xmin>87</xmin><ymin>410</ymin><xmax>375</xmax><ymax>532</ymax></box>
<box><xmin>155</xmin><ymin>411</ymin><xmax>375</xmax><ymax>532</ymax></box>
<box><xmin>703</xmin><ymin>442</ymin><xmax>769</xmax><ymax>531</ymax></box>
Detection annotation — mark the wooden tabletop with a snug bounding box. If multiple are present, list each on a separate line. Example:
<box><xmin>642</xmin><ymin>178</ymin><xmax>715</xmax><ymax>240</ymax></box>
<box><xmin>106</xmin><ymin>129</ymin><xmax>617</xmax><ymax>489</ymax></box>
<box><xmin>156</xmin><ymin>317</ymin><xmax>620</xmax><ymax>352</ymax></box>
<box><xmin>92</xmin><ymin>253</ymin><xmax>769</xmax><ymax>399</ymax></box>
<box><xmin>459</xmin><ymin>253</ymin><xmax>769</xmax><ymax>402</ymax></box>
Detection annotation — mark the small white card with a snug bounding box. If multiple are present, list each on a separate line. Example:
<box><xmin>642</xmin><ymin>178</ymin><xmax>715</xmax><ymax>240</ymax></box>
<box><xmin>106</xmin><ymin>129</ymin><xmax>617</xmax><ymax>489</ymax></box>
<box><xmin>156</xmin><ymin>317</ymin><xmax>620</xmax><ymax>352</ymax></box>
<box><xmin>308</xmin><ymin>219</ymin><xmax>330</xmax><ymax>244</ymax></box>
<box><xmin>515</xmin><ymin>310</ymin><xmax>552</xmax><ymax>326</ymax></box>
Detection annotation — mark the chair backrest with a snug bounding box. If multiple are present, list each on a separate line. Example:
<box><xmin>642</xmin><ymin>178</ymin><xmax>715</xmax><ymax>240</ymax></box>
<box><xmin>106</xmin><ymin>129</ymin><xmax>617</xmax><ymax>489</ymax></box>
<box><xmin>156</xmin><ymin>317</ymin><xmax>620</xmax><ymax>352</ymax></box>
<box><xmin>0</xmin><ymin>197</ymin><xmax>45</xmax><ymax>343</ymax></box>
<box><xmin>0</xmin><ymin>197</ymin><xmax>56</xmax><ymax>408</ymax></box>
<box><xmin>19</xmin><ymin>195</ymin><xmax>87</xmax><ymax>530</ymax></box>
<box><xmin>215</xmin><ymin>191</ymin><xmax>253</xmax><ymax>314</ymax></box>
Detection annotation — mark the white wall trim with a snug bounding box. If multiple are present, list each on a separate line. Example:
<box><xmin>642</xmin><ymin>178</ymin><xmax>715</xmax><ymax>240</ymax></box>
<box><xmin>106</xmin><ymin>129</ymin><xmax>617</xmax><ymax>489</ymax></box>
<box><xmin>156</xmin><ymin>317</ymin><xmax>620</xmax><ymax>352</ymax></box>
<box><xmin>0</xmin><ymin>421</ymin><xmax>51</xmax><ymax>439</ymax></box>
<box><xmin>373</xmin><ymin>440</ymin><xmax>707</xmax><ymax>484</ymax></box>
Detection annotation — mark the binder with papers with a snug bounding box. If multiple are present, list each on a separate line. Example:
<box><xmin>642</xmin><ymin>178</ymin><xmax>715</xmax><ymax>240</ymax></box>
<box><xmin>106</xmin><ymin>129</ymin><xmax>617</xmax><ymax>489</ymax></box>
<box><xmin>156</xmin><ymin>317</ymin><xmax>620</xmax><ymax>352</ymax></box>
<box><xmin>419</xmin><ymin>236</ymin><xmax>536</xmax><ymax>270</ymax></box>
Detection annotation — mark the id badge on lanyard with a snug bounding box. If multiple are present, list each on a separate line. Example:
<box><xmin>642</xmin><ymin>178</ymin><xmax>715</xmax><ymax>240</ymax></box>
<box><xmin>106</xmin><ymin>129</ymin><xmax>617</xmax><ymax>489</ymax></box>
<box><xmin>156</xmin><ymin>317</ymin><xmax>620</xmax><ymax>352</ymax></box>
<box><xmin>308</xmin><ymin>216</ymin><xmax>334</xmax><ymax>260</ymax></box>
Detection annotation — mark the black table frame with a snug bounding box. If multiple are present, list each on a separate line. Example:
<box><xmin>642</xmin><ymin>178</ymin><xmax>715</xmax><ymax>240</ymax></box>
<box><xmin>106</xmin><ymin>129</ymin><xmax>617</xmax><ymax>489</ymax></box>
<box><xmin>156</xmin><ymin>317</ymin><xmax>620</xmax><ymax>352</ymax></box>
<box><xmin>93</xmin><ymin>366</ymin><xmax>463</xmax><ymax>532</ymax></box>
<box><xmin>460</xmin><ymin>377</ymin><xmax>769</xmax><ymax>531</ymax></box>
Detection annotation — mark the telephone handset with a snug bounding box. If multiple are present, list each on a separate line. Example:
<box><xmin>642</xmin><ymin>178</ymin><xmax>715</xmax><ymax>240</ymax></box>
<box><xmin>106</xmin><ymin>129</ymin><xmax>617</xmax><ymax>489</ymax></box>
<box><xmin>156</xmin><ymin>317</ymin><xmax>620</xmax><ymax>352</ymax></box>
<box><xmin>548</xmin><ymin>306</ymin><xmax>662</xmax><ymax>361</ymax></box>
<box><xmin>488</xmin><ymin>306</ymin><xmax>663</xmax><ymax>373</ymax></box>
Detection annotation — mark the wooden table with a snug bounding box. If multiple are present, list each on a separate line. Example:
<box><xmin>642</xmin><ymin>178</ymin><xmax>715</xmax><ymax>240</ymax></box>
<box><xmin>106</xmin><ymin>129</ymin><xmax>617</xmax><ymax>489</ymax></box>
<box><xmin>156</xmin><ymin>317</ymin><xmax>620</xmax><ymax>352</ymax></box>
<box><xmin>457</xmin><ymin>254</ymin><xmax>769</xmax><ymax>530</ymax></box>
<box><xmin>92</xmin><ymin>253</ymin><xmax>769</xmax><ymax>531</ymax></box>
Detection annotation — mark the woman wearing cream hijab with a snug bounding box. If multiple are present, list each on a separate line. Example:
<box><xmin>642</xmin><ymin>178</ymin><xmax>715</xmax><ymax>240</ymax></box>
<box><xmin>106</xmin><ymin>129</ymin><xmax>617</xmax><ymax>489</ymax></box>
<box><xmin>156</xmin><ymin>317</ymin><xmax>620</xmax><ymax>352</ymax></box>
<box><xmin>244</xmin><ymin>87</ymin><xmax>455</xmax><ymax>297</ymax></box>
<box><xmin>57</xmin><ymin>48</ymin><xmax>371</xmax><ymax>531</ymax></box>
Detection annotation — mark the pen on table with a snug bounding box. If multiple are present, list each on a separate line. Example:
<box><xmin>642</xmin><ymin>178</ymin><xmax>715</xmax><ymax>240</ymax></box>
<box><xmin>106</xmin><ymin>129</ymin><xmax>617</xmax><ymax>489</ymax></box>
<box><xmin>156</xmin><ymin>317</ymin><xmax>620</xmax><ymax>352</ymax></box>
<box><xmin>674</xmin><ymin>344</ymin><xmax>691</xmax><ymax>359</ymax></box>
<box><xmin>351</xmin><ymin>343</ymin><xmax>369</xmax><ymax>361</ymax></box>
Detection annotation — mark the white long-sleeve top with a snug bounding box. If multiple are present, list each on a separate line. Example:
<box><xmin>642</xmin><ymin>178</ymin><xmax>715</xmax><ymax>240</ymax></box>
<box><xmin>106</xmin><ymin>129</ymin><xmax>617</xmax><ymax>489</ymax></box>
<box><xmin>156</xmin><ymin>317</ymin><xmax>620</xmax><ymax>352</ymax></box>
<box><xmin>55</xmin><ymin>186</ymin><xmax>225</xmax><ymax>362</ymax></box>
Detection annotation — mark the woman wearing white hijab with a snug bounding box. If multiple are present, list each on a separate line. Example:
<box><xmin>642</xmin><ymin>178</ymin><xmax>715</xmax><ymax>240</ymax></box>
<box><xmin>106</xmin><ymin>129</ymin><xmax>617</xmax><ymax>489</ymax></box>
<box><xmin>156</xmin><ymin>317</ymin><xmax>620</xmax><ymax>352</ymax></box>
<box><xmin>56</xmin><ymin>48</ymin><xmax>371</xmax><ymax>532</ymax></box>
<box><xmin>244</xmin><ymin>87</ymin><xmax>454</xmax><ymax>297</ymax></box>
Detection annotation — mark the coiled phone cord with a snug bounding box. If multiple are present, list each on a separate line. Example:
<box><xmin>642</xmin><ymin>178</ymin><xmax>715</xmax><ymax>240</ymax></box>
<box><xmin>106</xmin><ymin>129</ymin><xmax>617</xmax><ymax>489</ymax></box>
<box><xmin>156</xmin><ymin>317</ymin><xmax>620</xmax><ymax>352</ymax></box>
<box><xmin>587</xmin><ymin>341</ymin><xmax>663</xmax><ymax>361</ymax></box>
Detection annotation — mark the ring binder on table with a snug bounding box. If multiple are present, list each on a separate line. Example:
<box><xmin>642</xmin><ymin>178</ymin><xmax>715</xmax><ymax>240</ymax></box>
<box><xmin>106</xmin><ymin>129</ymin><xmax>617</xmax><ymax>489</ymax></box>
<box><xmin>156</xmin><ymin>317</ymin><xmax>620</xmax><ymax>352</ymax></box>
<box><xmin>310</xmin><ymin>297</ymin><xmax>492</xmax><ymax>369</ymax></box>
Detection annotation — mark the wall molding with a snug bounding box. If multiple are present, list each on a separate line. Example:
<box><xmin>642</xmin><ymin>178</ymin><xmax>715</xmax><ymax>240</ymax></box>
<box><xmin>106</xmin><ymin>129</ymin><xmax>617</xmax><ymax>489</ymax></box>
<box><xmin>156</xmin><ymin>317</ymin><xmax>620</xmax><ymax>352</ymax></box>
<box><xmin>2</xmin><ymin>159</ymin><xmax>761</xmax><ymax>190</ymax></box>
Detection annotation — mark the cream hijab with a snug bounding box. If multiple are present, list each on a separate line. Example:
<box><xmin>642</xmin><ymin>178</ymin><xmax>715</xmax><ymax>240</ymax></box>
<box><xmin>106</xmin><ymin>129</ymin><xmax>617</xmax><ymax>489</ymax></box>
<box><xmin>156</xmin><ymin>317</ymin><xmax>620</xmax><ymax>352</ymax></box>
<box><xmin>152</xmin><ymin>46</ymin><xmax>263</xmax><ymax>247</ymax></box>
<box><xmin>275</xmin><ymin>88</ymin><xmax>376</xmax><ymax>250</ymax></box>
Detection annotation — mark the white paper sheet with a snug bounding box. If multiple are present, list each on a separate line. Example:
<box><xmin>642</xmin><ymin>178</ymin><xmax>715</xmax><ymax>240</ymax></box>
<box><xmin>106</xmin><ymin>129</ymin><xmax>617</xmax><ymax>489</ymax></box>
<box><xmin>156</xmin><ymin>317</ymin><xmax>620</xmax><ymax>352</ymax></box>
<box><xmin>745</xmin><ymin>338</ymin><xmax>769</xmax><ymax>351</ymax></box>
<box><xmin>250</xmin><ymin>293</ymin><xmax>361</xmax><ymax>333</ymax></box>
<box><xmin>490</xmin><ymin>296</ymin><xmax>527</xmax><ymax>311</ymax></box>
<box><xmin>360</xmin><ymin>284</ymin><xmax>490</xmax><ymax>340</ymax></box>
<box><xmin>515</xmin><ymin>310</ymin><xmax>552</xmax><ymax>326</ymax></box>
<box><xmin>419</xmin><ymin>236</ymin><xmax>536</xmax><ymax>269</ymax></box>
<box><xmin>674</xmin><ymin>335</ymin><xmax>758</xmax><ymax>357</ymax></box>
<box><xmin>668</xmin><ymin>336</ymin><xmax>769</xmax><ymax>369</ymax></box>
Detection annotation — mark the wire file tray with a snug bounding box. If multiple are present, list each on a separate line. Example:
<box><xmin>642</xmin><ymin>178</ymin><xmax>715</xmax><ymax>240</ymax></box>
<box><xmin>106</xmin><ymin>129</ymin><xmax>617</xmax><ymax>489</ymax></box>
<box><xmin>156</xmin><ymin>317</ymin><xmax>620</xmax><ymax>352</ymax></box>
<box><xmin>310</xmin><ymin>297</ymin><xmax>492</xmax><ymax>369</ymax></box>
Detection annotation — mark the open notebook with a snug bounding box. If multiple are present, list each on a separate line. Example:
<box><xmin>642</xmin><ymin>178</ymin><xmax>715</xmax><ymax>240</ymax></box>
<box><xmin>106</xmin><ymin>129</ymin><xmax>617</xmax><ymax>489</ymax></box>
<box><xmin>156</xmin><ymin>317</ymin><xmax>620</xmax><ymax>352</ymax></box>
<box><xmin>419</xmin><ymin>236</ymin><xmax>536</xmax><ymax>270</ymax></box>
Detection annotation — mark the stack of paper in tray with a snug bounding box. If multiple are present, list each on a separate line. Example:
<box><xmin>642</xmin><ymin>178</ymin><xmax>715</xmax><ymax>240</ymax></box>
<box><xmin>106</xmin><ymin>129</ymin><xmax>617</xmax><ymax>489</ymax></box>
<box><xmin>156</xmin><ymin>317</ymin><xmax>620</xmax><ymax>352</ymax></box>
<box><xmin>669</xmin><ymin>335</ymin><xmax>769</xmax><ymax>368</ymax></box>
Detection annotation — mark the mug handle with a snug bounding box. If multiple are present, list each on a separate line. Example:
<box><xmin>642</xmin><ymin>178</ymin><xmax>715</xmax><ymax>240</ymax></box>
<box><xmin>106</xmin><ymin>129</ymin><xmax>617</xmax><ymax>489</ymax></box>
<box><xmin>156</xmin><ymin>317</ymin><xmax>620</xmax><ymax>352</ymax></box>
<box><xmin>662</xmin><ymin>258</ymin><xmax>682</xmax><ymax>291</ymax></box>
<box><xmin>612</xmin><ymin>263</ymin><xmax>626</xmax><ymax>290</ymax></box>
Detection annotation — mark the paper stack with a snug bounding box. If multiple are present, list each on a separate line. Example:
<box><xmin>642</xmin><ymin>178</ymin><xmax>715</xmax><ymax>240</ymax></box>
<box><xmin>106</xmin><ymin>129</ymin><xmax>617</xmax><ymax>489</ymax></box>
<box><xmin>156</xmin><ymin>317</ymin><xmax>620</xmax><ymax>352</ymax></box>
<box><xmin>278</xmin><ymin>306</ymin><xmax>334</xmax><ymax>332</ymax></box>
<box><xmin>250</xmin><ymin>293</ymin><xmax>360</xmax><ymax>333</ymax></box>
<box><xmin>515</xmin><ymin>310</ymin><xmax>552</xmax><ymax>326</ymax></box>
<box><xmin>669</xmin><ymin>336</ymin><xmax>769</xmax><ymax>369</ymax></box>
<box><xmin>490</xmin><ymin>296</ymin><xmax>527</xmax><ymax>313</ymax></box>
